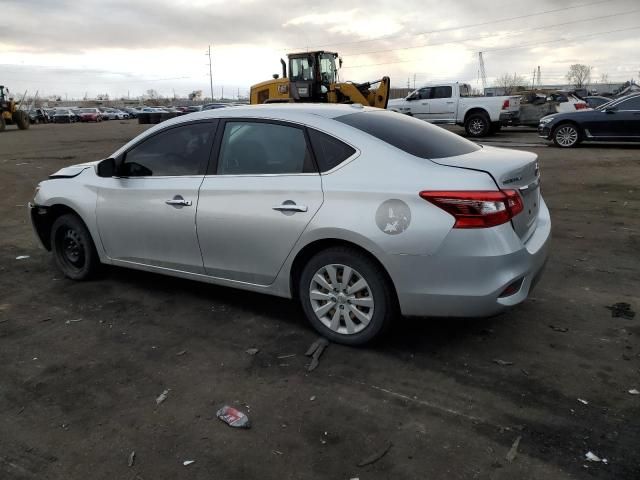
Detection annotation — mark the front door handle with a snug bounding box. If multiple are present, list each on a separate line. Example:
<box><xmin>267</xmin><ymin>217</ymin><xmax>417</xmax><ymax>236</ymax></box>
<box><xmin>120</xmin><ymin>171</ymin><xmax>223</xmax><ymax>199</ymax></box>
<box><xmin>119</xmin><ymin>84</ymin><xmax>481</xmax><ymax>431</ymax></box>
<box><xmin>272</xmin><ymin>204</ymin><xmax>308</xmax><ymax>213</ymax></box>
<box><xmin>165</xmin><ymin>195</ymin><xmax>192</xmax><ymax>207</ymax></box>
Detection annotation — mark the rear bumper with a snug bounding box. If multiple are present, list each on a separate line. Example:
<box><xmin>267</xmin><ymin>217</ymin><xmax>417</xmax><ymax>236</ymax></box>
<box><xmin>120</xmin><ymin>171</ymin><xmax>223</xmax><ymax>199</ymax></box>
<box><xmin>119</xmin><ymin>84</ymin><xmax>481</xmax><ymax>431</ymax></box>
<box><xmin>386</xmin><ymin>198</ymin><xmax>551</xmax><ymax>318</ymax></box>
<box><xmin>499</xmin><ymin>111</ymin><xmax>519</xmax><ymax>125</ymax></box>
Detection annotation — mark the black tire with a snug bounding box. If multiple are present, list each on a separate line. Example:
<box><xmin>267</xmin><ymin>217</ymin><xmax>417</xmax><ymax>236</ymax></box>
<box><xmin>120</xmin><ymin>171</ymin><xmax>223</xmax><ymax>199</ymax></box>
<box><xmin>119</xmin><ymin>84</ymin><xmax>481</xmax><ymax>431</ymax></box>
<box><xmin>13</xmin><ymin>111</ymin><xmax>30</xmax><ymax>130</ymax></box>
<box><xmin>50</xmin><ymin>214</ymin><xmax>100</xmax><ymax>280</ymax></box>
<box><xmin>298</xmin><ymin>246</ymin><xmax>395</xmax><ymax>345</ymax></box>
<box><xmin>465</xmin><ymin>112</ymin><xmax>490</xmax><ymax>137</ymax></box>
<box><xmin>552</xmin><ymin>123</ymin><xmax>581</xmax><ymax>148</ymax></box>
<box><xmin>0</xmin><ymin>116</ymin><xmax>5</xmax><ymax>132</ymax></box>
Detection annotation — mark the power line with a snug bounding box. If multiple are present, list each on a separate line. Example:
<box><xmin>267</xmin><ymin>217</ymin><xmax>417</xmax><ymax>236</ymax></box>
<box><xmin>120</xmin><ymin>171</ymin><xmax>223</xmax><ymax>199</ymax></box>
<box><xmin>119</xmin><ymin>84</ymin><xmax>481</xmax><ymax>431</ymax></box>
<box><xmin>289</xmin><ymin>0</ymin><xmax>616</xmax><ymax>51</ymax></box>
<box><xmin>341</xmin><ymin>25</ymin><xmax>640</xmax><ymax>70</ymax></box>
<box><xmin>339</xmin><ymin>8</ymin><xmax>640</xmax><ymax>58</ymax></box>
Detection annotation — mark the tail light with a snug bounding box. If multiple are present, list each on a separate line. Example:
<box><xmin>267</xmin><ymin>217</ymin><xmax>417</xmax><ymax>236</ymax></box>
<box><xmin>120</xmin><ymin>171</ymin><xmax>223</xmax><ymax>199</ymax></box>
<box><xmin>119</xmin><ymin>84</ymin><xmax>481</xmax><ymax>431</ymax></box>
<box><xmin>419</xmin><ymin>190</ymin><xmax>523</xmax><ymax>228</ymax></box>
<box><xmin>574</xmin><ymin>103</ymin><xmax>588</xmax><ymax>110</ymax></box>
<box><xmin>502</xmin><ymin>99</ymin><xmax>510</xmax><ymax>110</ymax></box>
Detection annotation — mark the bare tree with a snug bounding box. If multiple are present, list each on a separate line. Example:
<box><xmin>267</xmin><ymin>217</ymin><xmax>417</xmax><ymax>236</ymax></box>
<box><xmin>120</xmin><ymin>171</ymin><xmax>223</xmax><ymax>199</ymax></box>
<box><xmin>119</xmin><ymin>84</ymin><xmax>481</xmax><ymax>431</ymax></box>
<box><xmin>566</xmin><ymin>64</ymin><xmax>592</xmax><ymax>88</ymax></box>
<box><xmin>146</xmin><ymin>89</ymin><xmax>159</xmax><ymax>100</ymax></box>
<box><xmin>495</xmin><ymin>73</ymin><xmax>528</xmax><ymax>95</ymax></box>
<box><xmin>600</xmin><ymin>73</ymin><xmax>609</xmax><ymax>84</ymax></box>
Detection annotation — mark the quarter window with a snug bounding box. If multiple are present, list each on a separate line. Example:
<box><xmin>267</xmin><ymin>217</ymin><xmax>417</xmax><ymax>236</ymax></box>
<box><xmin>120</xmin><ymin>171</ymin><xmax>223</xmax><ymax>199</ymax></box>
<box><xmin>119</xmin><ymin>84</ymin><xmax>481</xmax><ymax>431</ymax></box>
<box><xmin>308</xmin><ymin>129</ymin><xmax>356</xmax><ymax>172</ymax></box>
<box><xmin>432</xmin><ymin>86</ymin><xmax>452</xmax><ymax>99</ymax></box>
<box><xmin>121</xmin><ymin>123</ymin><xmax>214</xmax><ymax>177</ymax></box>
<box><xmin>217</xmin><ymin>122</ymin><xmax>315</xmax><ymax>175</ymax></box>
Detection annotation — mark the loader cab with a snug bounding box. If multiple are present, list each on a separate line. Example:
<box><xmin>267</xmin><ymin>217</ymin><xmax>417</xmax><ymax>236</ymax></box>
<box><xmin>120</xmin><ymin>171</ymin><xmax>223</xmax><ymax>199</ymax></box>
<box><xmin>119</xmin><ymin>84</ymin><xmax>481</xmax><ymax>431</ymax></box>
<box><xmin>288</xmin><ymin>51</ymin><xmax>338</xmax><ymax>102</ymax></box>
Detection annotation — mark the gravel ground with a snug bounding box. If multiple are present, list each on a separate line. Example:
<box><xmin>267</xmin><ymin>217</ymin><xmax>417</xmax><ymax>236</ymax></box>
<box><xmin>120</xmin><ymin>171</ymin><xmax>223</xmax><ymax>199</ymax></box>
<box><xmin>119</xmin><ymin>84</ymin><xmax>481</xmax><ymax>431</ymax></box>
<box><xmin>1</xmin><ymin>120</ymin><xmax>639</xmax><ymax>479</ymax></box>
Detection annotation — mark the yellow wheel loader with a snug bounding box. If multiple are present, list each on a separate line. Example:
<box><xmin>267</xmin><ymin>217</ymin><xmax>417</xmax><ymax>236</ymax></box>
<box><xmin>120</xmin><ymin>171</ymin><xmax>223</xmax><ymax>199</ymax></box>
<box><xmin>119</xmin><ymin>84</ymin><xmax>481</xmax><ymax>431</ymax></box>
<box><xmin>0</xmin><ymin>86</ymin><xmax>30</xmax><ymax>132</ymax></box>
<box><xmin>250</xmin><ymin>51</ymin><xmax>390</xmax><ymax>108</ymax></box>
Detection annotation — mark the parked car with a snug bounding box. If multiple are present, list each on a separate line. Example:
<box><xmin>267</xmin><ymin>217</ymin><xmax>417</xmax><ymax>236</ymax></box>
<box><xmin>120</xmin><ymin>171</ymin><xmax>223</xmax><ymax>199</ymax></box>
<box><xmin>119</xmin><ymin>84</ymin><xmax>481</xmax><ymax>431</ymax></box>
<box><xmin>387</xmin><ymin>82</ymin><xmax>521</xmax><ymax>137</ymax></box>
<box><xmin>29</xmin><ymin>105</ymin><xmax>550</xmax><ymax>345</ymax></box>
<box><xmin>121</xmin><ymin>107</ymin><xmax>140</xmax><ymax>118</ymax></box>
<box><xmin>52</xmin><ymin>109</ymin><xmax>77</xmax><ymax>123</ymax></box>
<box><xmin>26</xmin><ymin>108</ymin><xmax>50</xmax><ymax>124</ymax></box>
<box><xmin>78</xmin><ymin>108</ymin><xmax>103</xmax><ymax>122</ymax></box>
<box><xmin>584</xmin><ymin>96</ymin><xmax>611</xmax><ymax>109</ymax></box>
<box><xmin>202</xmin><ymin>103</ymin><xmax>231</xmax><ymax>111</ymax></box>
<box><xmin>514</xmin><ymin>91</ymin><xmax>589</xmax><ymax>127</ymax></box>
<box><xmin>538</xmin><ymin>93</ymin><xmax>640</xmax><ymax>147</ymax></box>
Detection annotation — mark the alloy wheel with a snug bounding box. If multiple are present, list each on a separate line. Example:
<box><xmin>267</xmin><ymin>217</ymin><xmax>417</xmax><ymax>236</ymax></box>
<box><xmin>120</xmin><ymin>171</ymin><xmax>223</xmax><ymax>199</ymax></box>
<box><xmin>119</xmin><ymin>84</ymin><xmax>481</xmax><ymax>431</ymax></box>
<box><xmin>469</xmin><ymin>118</ymin><xmax>485</xmax><ymax>136</ymax></box>
<box><xmin>309</xmin><ymin>264</ymin><xmax>374</xmax><ymax>335</ymax></box>
<box><xmin>555</xmin><ymin>125</ymin><xmax>578</xmax><ymax>147</ymax></box>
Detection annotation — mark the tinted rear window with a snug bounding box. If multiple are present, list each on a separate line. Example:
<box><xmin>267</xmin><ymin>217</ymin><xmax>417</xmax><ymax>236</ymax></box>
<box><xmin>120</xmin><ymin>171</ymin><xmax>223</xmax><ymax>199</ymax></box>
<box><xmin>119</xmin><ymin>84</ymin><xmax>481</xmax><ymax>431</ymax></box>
<box><xmin>335</xmin><ymin>111</ymin><xmax>480</xmax><ymax>159</ymax></box>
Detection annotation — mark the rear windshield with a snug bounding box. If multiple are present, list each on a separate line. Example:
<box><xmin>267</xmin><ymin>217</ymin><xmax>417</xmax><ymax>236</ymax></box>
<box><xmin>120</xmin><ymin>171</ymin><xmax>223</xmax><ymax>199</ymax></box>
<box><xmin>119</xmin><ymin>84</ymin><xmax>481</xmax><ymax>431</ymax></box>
<box><xmin>335</xmin><ymin>110</ymin><xmax>480</xmax><ymax>159</ymax></box>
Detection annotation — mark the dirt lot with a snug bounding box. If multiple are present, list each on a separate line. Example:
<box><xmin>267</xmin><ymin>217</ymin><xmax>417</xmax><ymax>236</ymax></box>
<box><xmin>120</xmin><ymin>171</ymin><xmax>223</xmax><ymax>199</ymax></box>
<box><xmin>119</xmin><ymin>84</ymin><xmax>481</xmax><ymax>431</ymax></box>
<box><xmin>1</xmin><ymin>120</ymin><xmax>639</xmax><ymax>479</ymax></box>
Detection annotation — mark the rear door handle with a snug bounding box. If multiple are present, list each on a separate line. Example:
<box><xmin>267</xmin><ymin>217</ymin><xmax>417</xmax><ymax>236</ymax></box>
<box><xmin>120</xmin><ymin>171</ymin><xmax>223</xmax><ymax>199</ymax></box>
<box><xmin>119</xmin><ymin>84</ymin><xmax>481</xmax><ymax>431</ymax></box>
<box><xmin>165</xmin><ymin>195</ymin><xmax>192</xmax><ymax>207</ymax></box>
<box><xmin>272</xmin><ymin>204</ymin><xmax>308</xmax><ymax>212</ymax></box>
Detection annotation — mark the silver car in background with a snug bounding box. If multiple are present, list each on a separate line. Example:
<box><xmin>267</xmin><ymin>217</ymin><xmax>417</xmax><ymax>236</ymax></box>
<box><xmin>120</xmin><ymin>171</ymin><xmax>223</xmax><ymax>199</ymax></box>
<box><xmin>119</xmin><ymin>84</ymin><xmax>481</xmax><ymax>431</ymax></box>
<box><xmin>30</xmin><ymin>105</ymin><xmax>550</xmax><ymax>345</ymax></box>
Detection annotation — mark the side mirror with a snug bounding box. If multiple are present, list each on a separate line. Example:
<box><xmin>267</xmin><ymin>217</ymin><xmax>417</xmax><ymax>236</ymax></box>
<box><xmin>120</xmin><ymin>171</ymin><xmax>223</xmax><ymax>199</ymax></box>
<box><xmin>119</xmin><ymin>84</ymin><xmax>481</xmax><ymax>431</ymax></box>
<box><xmin>97</xmin><ymin>157</ymin><xmax>116</xmax><ymax>177</ymax></box>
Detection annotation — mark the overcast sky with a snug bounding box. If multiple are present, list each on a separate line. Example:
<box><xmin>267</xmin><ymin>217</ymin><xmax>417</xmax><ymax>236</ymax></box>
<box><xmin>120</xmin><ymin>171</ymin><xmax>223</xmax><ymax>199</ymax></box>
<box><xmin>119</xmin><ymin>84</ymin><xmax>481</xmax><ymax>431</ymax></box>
<box><xmin>1</xmin><ymin>0</ymin><xmax>638</xmax><ymax>99</ymax></box>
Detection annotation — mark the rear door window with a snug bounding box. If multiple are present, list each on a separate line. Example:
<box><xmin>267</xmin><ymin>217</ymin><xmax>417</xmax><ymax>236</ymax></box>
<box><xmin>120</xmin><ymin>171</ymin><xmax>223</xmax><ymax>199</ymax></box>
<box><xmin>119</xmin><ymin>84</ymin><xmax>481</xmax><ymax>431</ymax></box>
<box><xmin>335</xmin><ymin>111</ymin><xmax>480</xmax><ymax>159</ymax></box>
<box><xmin>216</xmin><ymin>121</ymin><xmax>316</xmax><ymax>175</ymax></box>
<box><xmin>308</xmin><ymin>129</ymin><xmax>356</xmax><ymax>172</ymax></box>
<box><xmin>432</xmin><ymin>86</ymin><xmax>452</xmax><ymax>99</ymax></box>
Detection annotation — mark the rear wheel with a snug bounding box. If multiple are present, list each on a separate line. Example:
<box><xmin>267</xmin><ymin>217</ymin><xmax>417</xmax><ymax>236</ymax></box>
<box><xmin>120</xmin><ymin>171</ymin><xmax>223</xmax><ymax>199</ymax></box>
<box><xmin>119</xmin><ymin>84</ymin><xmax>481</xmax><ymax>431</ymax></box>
<box><xmin>13</xmin><ymin>111</ymin><xmax>30</xmax><ymax>130</ymax></box>
<box><xmin>298</xmin><ymin>247</ymin><xmax>395</xmax><ymax>345</ymax></box>
<box><xmin>552</xmin><ymin>123</ymin><xmax>581</xmax><ymax>148</ymax></box>
<box><xmin>465</xmin><ymin>113</ymin><xmax>490</xmax><ymax>137</ymax></box>
<box><xmin>50</xmin><ymin>214</ymin><xmax>100</xmax><ymax>280</ymax></box>
<box><xmin>0</xmin><ymin>116</ymin><xmax>5</xmax><ymax>132</ymax></box>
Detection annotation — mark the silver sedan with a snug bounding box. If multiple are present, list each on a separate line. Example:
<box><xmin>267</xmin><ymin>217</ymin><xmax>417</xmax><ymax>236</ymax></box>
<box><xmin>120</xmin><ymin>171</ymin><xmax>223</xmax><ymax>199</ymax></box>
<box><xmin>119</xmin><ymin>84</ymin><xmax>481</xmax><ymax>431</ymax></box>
<box><xmin>29</xmin><ymin>104</ymin><xmax>550</xmax><ymax>345</ymax></box>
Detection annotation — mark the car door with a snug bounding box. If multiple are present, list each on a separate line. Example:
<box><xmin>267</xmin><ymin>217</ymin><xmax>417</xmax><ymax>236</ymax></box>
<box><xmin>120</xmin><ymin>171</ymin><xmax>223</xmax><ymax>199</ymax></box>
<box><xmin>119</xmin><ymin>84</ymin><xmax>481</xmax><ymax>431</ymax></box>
<box><xmin>96</xmin><ymin>120</ymin><xmax>217</xmax><ymax>273</ymax></box>
<box><xmin>426</xmin><ymin>85</ymin><xmax>455</xmax><ymax>122</ymax></box>
<box><xmin>408</xmin><ymin>87</ymin><xmax>431</xmax><ymax>120</ymax></box>
<box><xmin>614</xmin><ymin>96</ymin><xmax>640</xmax><ymax>138</ymax></box>
<box><xmin>196</xmin><ymin>119</ymin><xmax>323</xmax><ymax>285</ymax></box>
<box><xmin>584</xmin><ymin>97</ymin><xmax>638</xmax><ymax>138</ymax></box>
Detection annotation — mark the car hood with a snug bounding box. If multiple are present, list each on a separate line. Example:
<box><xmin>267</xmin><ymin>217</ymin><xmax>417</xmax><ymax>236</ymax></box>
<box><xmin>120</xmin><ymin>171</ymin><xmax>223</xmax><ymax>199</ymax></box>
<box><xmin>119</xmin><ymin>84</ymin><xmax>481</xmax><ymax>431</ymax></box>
<box><xmin>540</xmin><ymin>109</ymin><xmax>594</xmax><ymax>123</ymax></box>
<box><xmin>387</xmin><ymin>98</ymin><xmax>408</xmax><ymax>107</ymax></box>
<box><xmin>49</xmin><ymin>161</ymin><xmax>100</xmax><ymax>179</ymax></box>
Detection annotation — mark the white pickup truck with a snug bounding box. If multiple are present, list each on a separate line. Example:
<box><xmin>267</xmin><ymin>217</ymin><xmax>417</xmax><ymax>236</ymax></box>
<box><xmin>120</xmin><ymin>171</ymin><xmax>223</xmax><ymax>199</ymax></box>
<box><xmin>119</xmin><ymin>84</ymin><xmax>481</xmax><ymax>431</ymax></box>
<box><xmin>387</xmin><ymin>82</ymin><xmax>521</xmax><ymax>137</ymax></box>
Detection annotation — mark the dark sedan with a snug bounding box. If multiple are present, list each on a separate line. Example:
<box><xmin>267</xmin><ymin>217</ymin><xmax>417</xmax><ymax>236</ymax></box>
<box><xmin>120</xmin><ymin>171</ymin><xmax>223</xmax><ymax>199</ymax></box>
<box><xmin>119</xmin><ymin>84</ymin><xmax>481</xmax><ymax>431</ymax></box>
<box><xmin>538</xmin><ymin>94</ymin><xmax>640</xmax><ymax>147</ymax></box>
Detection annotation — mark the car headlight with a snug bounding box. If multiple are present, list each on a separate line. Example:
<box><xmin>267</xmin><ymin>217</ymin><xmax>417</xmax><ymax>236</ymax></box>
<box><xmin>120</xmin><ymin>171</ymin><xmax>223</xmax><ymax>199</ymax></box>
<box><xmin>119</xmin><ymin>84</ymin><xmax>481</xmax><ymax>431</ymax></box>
<box><xmin>539</xmin><ymin>117</ymin><xmax>554</xmax><ymax>125</ymax></box>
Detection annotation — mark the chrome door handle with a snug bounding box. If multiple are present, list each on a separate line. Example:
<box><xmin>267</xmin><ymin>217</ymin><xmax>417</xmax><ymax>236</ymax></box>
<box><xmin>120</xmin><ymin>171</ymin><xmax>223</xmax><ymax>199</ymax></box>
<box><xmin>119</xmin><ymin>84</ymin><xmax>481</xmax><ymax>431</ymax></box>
<box><xmin>165</xmin><ymin>199</ymin><xmax>192</xmax><ymax>206</ymax></box>
<box><xmin>446</xmin><ymin>101</ymin><xmax>454</xmax><ymax>104</ymax></box>
<box><xmin>272</xmin><ymin>204</ymin><xmax>308</xmax><ymax>212</ymax></box>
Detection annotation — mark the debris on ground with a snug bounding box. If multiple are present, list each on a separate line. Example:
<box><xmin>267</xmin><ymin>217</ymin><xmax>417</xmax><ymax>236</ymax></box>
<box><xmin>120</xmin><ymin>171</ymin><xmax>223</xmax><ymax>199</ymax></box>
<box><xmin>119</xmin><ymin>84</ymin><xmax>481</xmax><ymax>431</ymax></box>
<box><xmin>155</xmin><ymin>389</ymin><xmax>170</xmax><ymax>406</ymax></box>
<box><xmin>127</xmin><ymin>451</ymin><xmax>136</xmax><ymax>467</ymax></box>
<box><xmin>321</xmin><ymin>431</ymin><xmax>328</xmax><ymax>445</ymax></box>
<box><xmin>521</xmin><ymin>369</ymin><xmax>530</xmax><ymax>376</ymax></box>
<box><xmin>493</xmin><ymin>359</ymin><xmax>514</xmax><ymax>366</ymax></box>
<box><xmin>272</xmin><ymin>450</ymin><xmax>283</xmax><ymax>455</ymax></box>
<box><xmin>585</xmin><ymin>451</ymin><xmax>608</xmax><ymax>463</ymax></box>
<box><xmin>183</xmin><ymin>460</ymin><xmax>195</xmax><ymax>466</ymax></box>
<box><xmin>277</xmin><ymin>353</ymin><xmax>296</xmax><ymax>359</ymax></box>
<box><xmin>578</xmin><ymin>398</ymin><xmax>589</xmax><ymax>405</ymax></box>
<box><xmin>549</xmin><ymin>325</ymin><xmax>569</xmax><ymax>332</ymax></box>
<box><xmin>176</xmin><ymin>350</ymin><xmax>187</xmax><ymax>356</ymax></box>
<box><xmin>605</xmin><ymin>303</ymin><xmax>635</xmax><ymax>320</ymax></box>
<box><xmin>216</xmin><ymin>405</ymin><xmax>251</xmax><ymax>428</ymax></box>
<box><xmin>506</xmin><ymin>436</ymin><xmax>521</xmax><ymax>462</ymax></box>
<box><xmin>310</xmin><ymin>396</ymin><xmax>316</xmax><ymax>401</ymax></box>
<box><xmin>15</xmin><ymin>255</ymin><xmax>30</xmax><ymax>260</ymax></box>
<box><xmin>357</xmin><ymin>442</ymin><xmax>393</xmax><ymax>467</ymax></box>
<box><xmin>629</xmin><ymin>389</ymin><xmax>639</xmax><ymax>395</ymax></box>
<box><xmin>65</xmin><ymin>318</ymin><xmax>83</xmax><ymax>324</ymax></box>
<box><xmin>245</xmin><ymin>348</ymin><xmax>259</xmax><ymax>356</ymax></box>
<box><xmin>305</xmin><ymin>337</ymin><xmax>329</xmax><ymax>372</ymax></box>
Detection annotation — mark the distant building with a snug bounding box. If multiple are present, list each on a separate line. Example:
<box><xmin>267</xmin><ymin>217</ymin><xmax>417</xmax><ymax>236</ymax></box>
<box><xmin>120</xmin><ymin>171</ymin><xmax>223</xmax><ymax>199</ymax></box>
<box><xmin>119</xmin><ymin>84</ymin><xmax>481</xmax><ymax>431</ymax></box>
<box><xmin>484</xmin><ymin>82</ymin><xmax>629</xmax><ymax>97</ymax></box>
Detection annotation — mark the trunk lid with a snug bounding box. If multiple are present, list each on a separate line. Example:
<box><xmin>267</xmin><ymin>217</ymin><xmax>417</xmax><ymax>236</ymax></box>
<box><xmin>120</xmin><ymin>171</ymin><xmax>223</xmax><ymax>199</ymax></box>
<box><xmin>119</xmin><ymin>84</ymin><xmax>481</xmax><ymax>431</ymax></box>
<box><xmin>432</xmin><ymin>145</ymin><xmax>540</xmax><ymax>241</ymax></box>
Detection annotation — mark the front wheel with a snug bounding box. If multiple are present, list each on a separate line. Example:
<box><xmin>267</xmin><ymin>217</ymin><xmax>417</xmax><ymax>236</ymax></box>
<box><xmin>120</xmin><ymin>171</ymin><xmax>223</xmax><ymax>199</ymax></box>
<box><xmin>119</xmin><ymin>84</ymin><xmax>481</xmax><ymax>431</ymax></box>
<box><xmin>552</xmin><ymin>123</ymin><xmax>581</xmax><ymax>148</ymax></box>
<box><xmin>298</xmin><ymin>247</ymin><xmax>395</xmax><ymax>345</ymax></box>
<box><xmin>50</xmin><ymin>214</ymin><xmax>100</xmax><ymax>280</ymax></box>
<box><xmin>465</xmin><ymin>113</ymin><xmax>490</xmax><ymax>137</ymax></box>
<box><xmin>13</xmin><ymin>111</ymin><xmax>30</xmax><ymax>130</ymax></box>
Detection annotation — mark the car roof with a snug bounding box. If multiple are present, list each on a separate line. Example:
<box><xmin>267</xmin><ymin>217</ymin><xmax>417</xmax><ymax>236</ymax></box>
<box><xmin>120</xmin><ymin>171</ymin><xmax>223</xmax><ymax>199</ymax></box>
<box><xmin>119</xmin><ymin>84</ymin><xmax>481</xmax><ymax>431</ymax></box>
<box><xmin>183</xmin><ymin>103</ymin><xmax>375</xmax><ymax>121</ymax></box>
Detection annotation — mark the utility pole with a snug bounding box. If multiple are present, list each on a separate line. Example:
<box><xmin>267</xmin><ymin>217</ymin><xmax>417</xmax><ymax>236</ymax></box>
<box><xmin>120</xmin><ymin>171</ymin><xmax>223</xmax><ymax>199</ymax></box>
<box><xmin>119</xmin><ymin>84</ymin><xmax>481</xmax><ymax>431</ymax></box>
<box><xmin>537</xmin><ymin>66</ymin><xmax>541</xmax><ymax>89</ymax></box>
<box><xmin>206</xmin><ymin>45</ymin><xmax>214</xmax><ymax>102</ymax></box>
<box><xmin>478</xmin><ymin>52</ymin><xmax>487</xmax><ymax>92</ymax></box>
<box><xmin>413</xmin><ymin>74</ymin><xmax>416</xmax><ymax>89</ymax></box>
<box><xmin>221</xmin><ymin>86</ymin><xmax>224</xmax><ymax>100</ymax></box>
